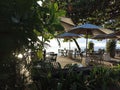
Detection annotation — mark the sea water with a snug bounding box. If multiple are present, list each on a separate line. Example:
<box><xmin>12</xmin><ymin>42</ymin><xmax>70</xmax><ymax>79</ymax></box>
<box><xmin>46</xmin><ymin>38</ymin><xmax>120</xmax><ymax>53</ymax></box>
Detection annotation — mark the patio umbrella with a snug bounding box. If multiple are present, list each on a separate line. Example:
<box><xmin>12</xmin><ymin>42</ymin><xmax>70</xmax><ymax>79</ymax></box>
<box><xmin>113</xmin><ymin>31</ymin><xmax>120</xmax><ymax>35</ymax></box>
<box><xmin>108</xmin><ymin>31</ymin><xmax>120</xmax><ymax>39</ymax></box>
<box><xmin>68</xmin><ymin>23</ymin><xmax>113</xmax><ymax>57</ymax></box>
<box><xmin>92</xmin><ymin>34</ymin><xmax>118</xmax><ymax>49</ymax></box>
<box><xmin>56</xmin><ymin>32</ymin><xmax>81</xmax><ymax>50</ymax></box>
<box><xmin>92</xmin><ymin>34</ymin><xmax>117</xmax><ymax>40</ymax></box>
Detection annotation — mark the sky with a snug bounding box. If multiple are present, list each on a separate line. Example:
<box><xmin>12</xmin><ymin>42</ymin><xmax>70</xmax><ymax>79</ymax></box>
<box><xmin>37</xmin><ymin>1</ymin><xmax>42</xmax><ymax>6</ymax></box>
<box><xmin>46</xmin><ymin>38</ymin><xmax>120</xmax><ymax>53</ymax></box>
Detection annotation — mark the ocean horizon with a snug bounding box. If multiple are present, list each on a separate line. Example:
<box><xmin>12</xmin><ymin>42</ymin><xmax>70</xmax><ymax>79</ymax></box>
<box><xmin>46</xmin><ymin>38</ymin><xmax>120</xmax><ymax>53</ymax></box>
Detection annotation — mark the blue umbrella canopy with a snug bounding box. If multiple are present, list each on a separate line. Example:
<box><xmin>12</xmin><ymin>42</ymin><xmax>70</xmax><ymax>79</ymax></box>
<box><xmin>57</xmin><ymin>32</ymin><xmax>81</xmax><ymax>38</ymax></box>
<box><xmin>68</xmin><ymin>23</ymin><xmax>113</xmax><ymax>57</ymax></box>
<box><xmin>92</xmin><ymin>34</ymin><xmax>117</xmax><ymax>39</ymax></box>
<box><xmin>92</xmin><ymin>34</ymin><xmax>118</xmax><ymax>51</ymax></box>
<box><xmin>74</xmin><ymin>23</ymin><xmax>100</xmax><ymax>29</ymax></box>
<box><xmin>56</xmin><ymin>32</ymin><xmax>82</xmax><ymax>51</ymax></box>
<box><xmin>69</xmin><ymin>23</ymin><xmax>112</xmax><ymax>35</ymax></box>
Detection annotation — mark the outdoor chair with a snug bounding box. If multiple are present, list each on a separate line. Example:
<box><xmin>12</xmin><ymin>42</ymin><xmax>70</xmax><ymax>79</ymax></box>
<box><xmin>68</xmin><ymin>50</ymin><xmax>73</xmax><ymax>58</ymax></box>
<box><xmin>46</xmin><ymin>53</ymin><xmax>57</xmax><ymax>62</ymax></box>
<box><xmin>60</xmin><ymin>49</ymin><xmax>65</xmax><ymax>56</ymax></box>
<box><xmin>79</xmin><ymin>52</ymin><xmax>84</xmax><ymax>61</ymax></box>
<box><xmin>116</xmin><ymin>49</ymin><xmax>120</xmax><ymax>57</ymax></box>
<box><xmin>50</xmin><ymin>53</ymin><xmax>57</xmax><ymax>61</ymax></box>
<box><xmin>74</xmin><ymin>49</ymin><xmax>80</xmax><ymax>58</ymax></box>
<box><xmin>88</xmin><ymin>50</ymin><xmax>104</xmax><ymax>64</ymax></box>
<box><xmin>73</xmin><ymin>49</ymin><xmax>84</xmax><ymax>61</ymax></box>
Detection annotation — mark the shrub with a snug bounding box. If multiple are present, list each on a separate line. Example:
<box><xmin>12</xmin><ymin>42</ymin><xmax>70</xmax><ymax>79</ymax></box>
<box><xmin>88</xmin><ymin>41</ymin><xmax>94</xmax><ymax>53</ymax></box>
<box><xmin>30</xmin><ymin>65</ymin><xmax>120</xmax><ymax>90</ymax></box>
<box><xmin>106</xmin><ymin>40</ymin><xmax>116</xmax><ymax>58</ymax></box>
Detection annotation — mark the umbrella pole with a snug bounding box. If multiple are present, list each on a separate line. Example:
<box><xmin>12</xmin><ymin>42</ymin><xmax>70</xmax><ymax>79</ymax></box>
<box><xmin>86</xmin><ymin>33</ymin><xmax>88</xmax><ymax>57</ymax></box>
<box><xmin>69</xmin><ymin>41</ymin><xmax>71</xmax><ymax>50</ymax></box>
<box><xmin>106</xmin><ymin>39</ymin><xmax>107</xmax><ymax>50</ymax></box>
<box><xmin>73</xmin><ymin>39</ymin><xmax>81</xmax><ymax>51</ymax></box>
<box><xmin>86</xmin><ymin>36</ymin><xmax>88</xmax><ymax>57</ymax></box>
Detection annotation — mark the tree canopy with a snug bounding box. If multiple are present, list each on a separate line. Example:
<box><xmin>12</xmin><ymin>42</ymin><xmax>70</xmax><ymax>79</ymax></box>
<box><xmin>56</xmin><ymin>0</ymin><xmax>120</xmax><ymax>30</ymax></box>
<box><xmin>0</xmin><ymin>0</ymin><xmax>65</xmax><ymax>58</ymax></box>
<box><xmin>0</xmin><ymin>1</ymin><xmax>65</xmax><ymax>89</ymax></box>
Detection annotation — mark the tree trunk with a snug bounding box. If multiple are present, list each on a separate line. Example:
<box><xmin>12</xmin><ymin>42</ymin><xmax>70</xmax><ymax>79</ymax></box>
<box><xmin>73</xmin><ymin>39</ymin><xmax>81</xmax><ymax>51</ymax></box>
<box><xmin>73</xmin><ymin>39</ymin><xmax>83</xmax><ymax>60</ymax></box>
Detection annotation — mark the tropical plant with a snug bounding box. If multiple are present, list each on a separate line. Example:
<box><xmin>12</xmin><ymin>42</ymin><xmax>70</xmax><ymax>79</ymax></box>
<box><xmin>30</xmin><ymin>60</ymin><xmax>62</xmax><ymax>90</ymax></box>
<box><xmin>54</xmin><ymin>0</ymin><xmax>120</xmax><ymax>33</ymax></box>
<box><xmin>30</xmin><ymin>65</ymin><xmax>120</xmax><ymax>90</ymax></box>
<box><xmin>0</xmin><ymin>0</ymin><xmax>65</xmax><ymax>89</ymax></box>
<box><xmin>64</xmin><ymin>0</ymin><xmax>120</xmax><ymax>30</ymax></box>
<box><xmin>88</xmin><ymin>41</ymin><xmax>94</xmax><ymax>53</ymax></box>
<box><xmin>106</xmin><ymin>40</ymin><xmax>116</xmax><ymax>58</ymax></box>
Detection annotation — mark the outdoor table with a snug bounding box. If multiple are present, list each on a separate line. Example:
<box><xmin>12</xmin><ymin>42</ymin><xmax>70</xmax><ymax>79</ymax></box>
<box><xmin>103</xmin><ymin>53</ymin><xmax>111</xmax><ymax>61</ymax></box>
<box><xmin>67</xmin><ymin>50</ymin><xmax>73</xmax><ymax>58</ymax></box>
<box><xmin>87</xmin><ymin>51</ymin><xmax>104</xmax><ymax>64</ymax></box>
<box><xmin>58</xmin><ymin>49</ymin><xmax>68</xmax><ymax>56</ymax></box>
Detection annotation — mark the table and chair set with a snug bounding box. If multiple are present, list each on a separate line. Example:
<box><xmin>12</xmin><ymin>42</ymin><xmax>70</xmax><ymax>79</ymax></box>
<box><xmin>87</xmin><ymin>49</ymin><xmax>105</xmax><ymax>64</ymax></box>
<box><xmin>58</xmin><ymin>49</ymin><xmax>84</xmax><ymax>59</ymax></box>
<box><xmin>43</xmin><ymin>48</ymin><xmax>119</xmax><ymax>67</ymax></box>
<box><xmin>58</xmin><ymin>48</ymin><xmax>112</xmax><ymax>65</ymax></box>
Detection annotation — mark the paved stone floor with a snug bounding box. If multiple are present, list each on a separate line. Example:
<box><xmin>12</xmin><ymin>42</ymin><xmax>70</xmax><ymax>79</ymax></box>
<box><xmin>56</xmin><ymin>55</ymin><xmax>120</xmax><ymax>68</ymax></box>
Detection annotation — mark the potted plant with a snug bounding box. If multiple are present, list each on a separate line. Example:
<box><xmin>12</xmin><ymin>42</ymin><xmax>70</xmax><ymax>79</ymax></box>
<box><xmin>106</xmin><ymin>40</ymin><xmax>116</xmax><ymax>58</ymax></box>
<box><xmin>88</xmin><ymin>41</ymin><xmax>94</xmax><ymax>53</ymax></box>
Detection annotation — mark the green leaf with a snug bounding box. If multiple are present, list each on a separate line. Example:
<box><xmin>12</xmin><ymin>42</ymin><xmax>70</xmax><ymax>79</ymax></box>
<box><xmin>37</xmin><ymin>50</ymin><xmax>43</xmax><ymax>59</ymax></box>
<box><xmin>54</xmin><ymin>3</ymin><xmax>58</xmax><ymax>11</ymax></box>
<box><xmin>33</xmin><ymin>29</ymin><xmax>40</xmax><ymax>36</ymax></box>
